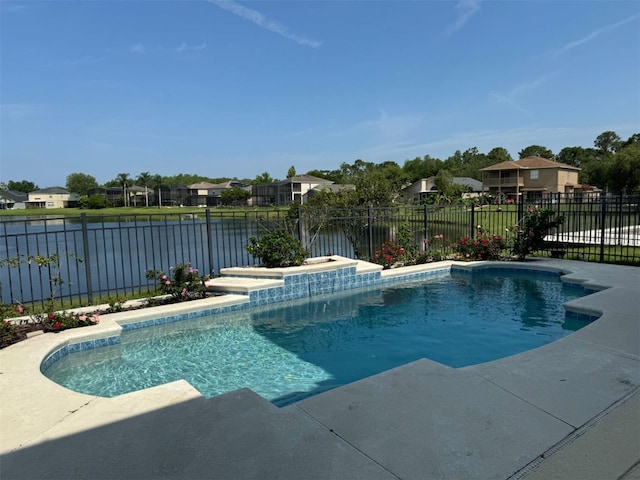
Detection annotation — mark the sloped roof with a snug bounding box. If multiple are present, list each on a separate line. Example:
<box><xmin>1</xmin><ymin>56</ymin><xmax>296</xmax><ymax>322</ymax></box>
<box><xmin>0</xmin><ymin>190</ymin><xmax>28</xmax><ymax>202</ymax></box>
<box><xmin>189</xmin><ymin>182</ymin><xmax>217</xmax><ymax>189</ymax></box>
<box><xmin>480</xmin><ymin>156</ymin><xmax>580</xmax><ymax>171</ymax></box>
<box><xmin>452</xmin><ymin>177</ymin><xmax>484</xmax><ymax>191</ymax></box>
<box><xmin>279</xmin><ymin>174</ymin><xmax>334</xmax><ymax>185</ymax></box>
<box><xmin>310</xmin><ymin>184</ymin><xmax>355</xmax><ymax>193</ymax></box>
<box><xmin>31</xmin><ymin>187</ymin><xmax>70</xmax><ymax>194</ymax></box>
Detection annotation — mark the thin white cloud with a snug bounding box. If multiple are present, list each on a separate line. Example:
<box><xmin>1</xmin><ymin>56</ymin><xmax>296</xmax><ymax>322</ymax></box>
<box><xmin>553</xmin><ymin>13</ymin><xmax>640</xmax><ymax>58</ymax></box>
<box><xmin>130</xmin><ymin>43</ymin><xmax>145</xmax><ymax>55</ymax></box>
<box><xmin>491</xmin><ymin>73</ymin><xmax>554</xmax><ymax>115</ymax></box>
<box><xmin>208</xmin><ymin>0</ymin><xmax>322</xmax><ymax>49</ymax></box>
<box><xmin>0</xmin><ymin>103</ymin><xmax>44</xmax><ymax>119</ymax></box>
<box><xmin>446</xmin><ymin>0</ymin><xmax>480</xmax><ymax>36</ymax></box>
<box><xmin>175</xmin><ymin>42</ymin><xmax>207</xmax><ymax>53</ymax></box>
<box><xmin>360</xmin><ymin>109</ymin><xmax>424</xmax><ymax>141</ymax></box>
<box><xmin>1</xmin><ymin>2</ymin><xmax>29</xmax><ymax>13</ymax></box>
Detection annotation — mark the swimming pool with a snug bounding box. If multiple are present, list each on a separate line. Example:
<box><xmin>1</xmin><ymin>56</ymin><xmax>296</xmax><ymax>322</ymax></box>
<box><xmin>43</xmin><ymin>269</ymin><xmax>596</xmax><ymax>406</ymax></box>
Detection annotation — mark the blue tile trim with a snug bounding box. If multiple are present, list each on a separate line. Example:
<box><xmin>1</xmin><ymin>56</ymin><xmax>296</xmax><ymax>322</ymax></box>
<box><xmin>40</xmin><ymin>336</ymin><xmax>121</xmax><ymax>373</ymax></box>
<box><xmin>565</xmin><ymin>309</ymin><xmax>600</xmax><ymax>322</ymax></box>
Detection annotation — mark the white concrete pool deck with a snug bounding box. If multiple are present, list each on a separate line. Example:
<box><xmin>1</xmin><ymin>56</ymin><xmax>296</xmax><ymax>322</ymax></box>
<box><xmin>1</xmin><ymin>259</ymin><xmax>639</xmax><ymax>479</ymax></box>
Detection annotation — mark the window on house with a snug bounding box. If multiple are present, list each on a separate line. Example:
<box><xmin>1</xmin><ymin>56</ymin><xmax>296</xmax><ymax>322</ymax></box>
<box><xmin>530</xmin><ymin>170</ymin><xmax>539</xmax><ymax>180</ymax></box>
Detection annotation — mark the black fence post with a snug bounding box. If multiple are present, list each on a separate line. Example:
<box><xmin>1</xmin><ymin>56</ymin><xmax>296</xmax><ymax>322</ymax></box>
<box><xmin>297</xmin><ymin>207</ymin><xmax>303</xmax><ymax>242</ymax></box>
<box><xmin>80</xmin><ymin>213</ymin><xmax>93</xmax><ymax>305</ymax></box>
<box><xmin>368</xmin><ymin>206</ymin><xmax>374</xmax><ymax>260</ymax></box>
<box><xmin>470</xmin><ymin>203</ymin><xmax>475</xmax><ymax>239</ymax></box>
<box><xmin>423</xmin><ymin>204</ymin><xmax>429</xmax><ymax>252</ymax></box>
<box><xmin>599</xmin><ymin>195</ymin><xmax>607</xmax><ymax>263</ymax></box>
<box><xmin>517</xmin><ymin>199</ymin><xmax>524</xmax><ymax>224</ymax></box>
<box><xmin>205</xmin><ymin>209</ymin><xmax>215</xmax><ymax>276</ymax></box>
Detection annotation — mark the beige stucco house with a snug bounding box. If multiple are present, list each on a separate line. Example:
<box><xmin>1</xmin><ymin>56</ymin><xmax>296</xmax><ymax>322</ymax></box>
<box><xmin>480</xmin><ymin>156</ymin><xmax>580</xmax><ymax>202</ymax></box>
<box><xmin>27</xmin><ymin>187</ymin><xmax>80</xmax><ymax>209</ymax></box>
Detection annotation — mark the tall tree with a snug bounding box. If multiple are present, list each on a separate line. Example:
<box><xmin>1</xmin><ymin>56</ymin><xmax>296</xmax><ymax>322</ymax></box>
<box><xmin>7</xmin><ymin>180</ymin><xmax>39</xmax><ymax>192</ymax></box>
<box><xmin>518</xmin><ymin>145</ymin><xmax>554</xmax><ymax>159</ymax></box>
<box><xmin>253</xmin><ymin>172</ymin><xmax>277</xmax><ymax>184</ymax></box>
<box><xmin>607</xmin><ymin>143</ymin><xmax>640</xmax><ymax>194</ymax></box>
<box><xmin>136</xmin><ymin>171</ymin><xmax>153</xmax><ymax>187</ymax></box>
<box><xmin>104</xmin><ymin>173</ymin><xmax>132</xmax><ymax>188</ymax></box>
<box><xmin>66</xmin><ymin>173</ymin><xmax>98</xmax><ymax>195</ymax></box>
<box><xmin>622</xmin><ymin>133</ymin><xmax>640</xmax><ymax>147</ymax></box>
<box><xmin>486</xmin><ymin>147</ymin><xmax>512</xmax><ymax>164</ymax></box>
<box><xmin>116</xmin><ymin>172</ymin><xmax>131</xmax><ymax>186</ymax></box>
<box><xmin>353</xmin><ymin>170</ymin><xmax>395</xmax><ymax>207</ymax></box>
<box><xmin>287</xmin><ymin>166</ymin><xmax>296</xmax><ymax>178</ymax></box>
<box><xmin>221</xmin><ymin>187</ymin><xmax>251</xmax><ymax>206</ymax></box>
<box><xmin>305</xmin><ymin>169</ymin><xmax>341</xmax><ymax>183</ymax></box>
<box><xmin>595</xmin><ymin>131</ymin><xmax>622</xmax><ymax>154</ymax></box>
<box><xmin>556</xmin><ymin>147</ymin><xmax>601</xmax><ymax>168</ymax></box>
<box><xmin>402</xmin><ymin>155</ymin><xmax>442</xmax><ymax>183</ymax></box>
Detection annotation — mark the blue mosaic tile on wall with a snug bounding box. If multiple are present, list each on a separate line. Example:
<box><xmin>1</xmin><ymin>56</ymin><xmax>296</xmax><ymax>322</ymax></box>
<box><xmin>565</xmin><ymin>309</ymin><xmax>601</xmax><ymax>322</ymax></box>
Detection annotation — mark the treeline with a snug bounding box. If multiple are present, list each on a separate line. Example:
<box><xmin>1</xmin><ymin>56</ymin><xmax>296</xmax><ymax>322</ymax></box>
<box><xmin>308</xmin><ymin>131</ymin><xmax>640</xmax><ymax>195</ymax></box>
<box><xmin>2</xmin><ymin>130</ymin><xmax>639</xmax><ymax>196</ymax></box>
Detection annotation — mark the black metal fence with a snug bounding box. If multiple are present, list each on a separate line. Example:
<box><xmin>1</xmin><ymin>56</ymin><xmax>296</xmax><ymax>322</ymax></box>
<box><xmin>1</xmin><ymin>194</ymin><xmax>638</xmax><ymax>307</ymax></box>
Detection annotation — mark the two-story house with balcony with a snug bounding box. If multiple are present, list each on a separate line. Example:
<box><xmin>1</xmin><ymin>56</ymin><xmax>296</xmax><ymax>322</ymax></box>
<box><xmin>480</xmin><ymin>156</ymin><xmax>580</xmax><ymax>202</ymax></box>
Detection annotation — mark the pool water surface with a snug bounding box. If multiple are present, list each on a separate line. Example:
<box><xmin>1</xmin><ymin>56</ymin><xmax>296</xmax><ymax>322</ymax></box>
<box><xmin>43</xmin><ymin>270</ymin><xmax>595</xmax><ymax>406</ymax></box>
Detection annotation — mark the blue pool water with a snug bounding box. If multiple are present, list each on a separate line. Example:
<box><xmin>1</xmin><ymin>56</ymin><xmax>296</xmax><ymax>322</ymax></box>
<box><xmin>44</xmin><ymin>270</ymin><xmax>595</xmax><ymax>406</ymax></box>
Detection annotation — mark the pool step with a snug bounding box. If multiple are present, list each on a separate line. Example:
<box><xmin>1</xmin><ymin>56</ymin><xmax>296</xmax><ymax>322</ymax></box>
<box><xmin>204</xmin><ymin>277</ymin><xmax>284</xmax><ymax>296</ymax></box>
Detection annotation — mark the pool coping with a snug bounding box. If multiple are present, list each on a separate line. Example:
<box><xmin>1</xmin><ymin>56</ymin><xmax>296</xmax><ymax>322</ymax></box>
<box><xmin>1</xmin><ymin>258</ymin><xmax>639</xmax><ymax>479</ymax></box>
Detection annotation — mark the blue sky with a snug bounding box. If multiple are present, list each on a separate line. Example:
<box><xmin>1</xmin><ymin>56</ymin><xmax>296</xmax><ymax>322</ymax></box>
<box><xmin>1</xmin><ymin>0</ymin><xmax>639</xmax><ymax>188</ymax></box>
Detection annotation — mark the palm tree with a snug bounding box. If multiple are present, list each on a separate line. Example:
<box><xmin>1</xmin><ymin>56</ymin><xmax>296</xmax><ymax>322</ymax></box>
<box><xmin>136</xmin><ymin>172</ymin><xmax>152</xmax><ymax>207</ymax></box>
<box><xmin>116</xmin><ymin>173</ymin><xmax>131</xmax><ymax>207</ymax></box>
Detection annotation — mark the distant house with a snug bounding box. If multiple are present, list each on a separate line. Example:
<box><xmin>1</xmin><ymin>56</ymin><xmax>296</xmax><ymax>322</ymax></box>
<box><xmin>87</xmin><ymin>186</ymin><xmax>154</xmax><ymax>207</ymax></box>
<box><xmin>480</xmin><ymin>156</ymin><xmax>580</xmax><ymax>202</ymax></box>
<box><xmin>401</xmin><ymin>177</ymin><xmax>485</xmax><ymax>203</ymax></box>
<box><xmin>302</xmin><ymin>183</ymin><xmax>356</xmax><ymax>204</ymax></box>
<box><xmin>0</xmin><ymin>190</ymin><xmax>28</xmax><ymax>210</ymax></box>
<box><xmin>252</xmin><ymin>175</ymin><xmax>334</xmax><ymax>206</ymax></box>
<box><xmin>187</xmin><ymin>181</ymin><xmax>251</xmax><ymax>207</ymax></box>
<box><xmin>27</xmin><ymin>187</ymin><xmax>79</xmax><ymax>209</ymax></box>
<box><xmin>155</xmin><ymin>185</ymin><xmax>189</xmax><ymax>207</ymax></box>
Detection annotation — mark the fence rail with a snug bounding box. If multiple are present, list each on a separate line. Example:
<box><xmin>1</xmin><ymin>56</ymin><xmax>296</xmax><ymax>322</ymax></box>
<box><xmin>1</xmin><ymin>194</ymin><xmax>638</xmax><ymax>307</ymax></box>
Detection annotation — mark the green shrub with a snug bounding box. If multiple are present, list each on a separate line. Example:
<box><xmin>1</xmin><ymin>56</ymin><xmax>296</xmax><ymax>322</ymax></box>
<box><xmin>246</xmin><ymin>229</ymin><xmax>309</xmax><ymax>268</ymax></box>
<box><xmin>509</xmin><ymin>207</ymin><xmax>564</xmax><ymax>261</ymax></box>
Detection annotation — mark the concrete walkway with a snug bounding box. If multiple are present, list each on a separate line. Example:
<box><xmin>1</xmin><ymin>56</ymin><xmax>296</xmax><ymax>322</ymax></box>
<box><xmin>1</xmin><ymin>259</ymin><xmax>638</xmax><ymax>479</ymax></box>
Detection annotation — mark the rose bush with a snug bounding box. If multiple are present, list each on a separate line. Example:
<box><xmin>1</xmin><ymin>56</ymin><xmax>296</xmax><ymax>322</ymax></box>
<box><xmin>146</xmin><ymin>262</ymin><xmax>209</xmax><ymax>301</ymax></box>
<box><xmin>372</xmin><ymin>240</ymin><xmax>410</xmax><ymax>268</ymax></box>
<box><xmin>451</xmin><ymin>226</ymin><xmax>505</xmax><ymax>261</ymax></box>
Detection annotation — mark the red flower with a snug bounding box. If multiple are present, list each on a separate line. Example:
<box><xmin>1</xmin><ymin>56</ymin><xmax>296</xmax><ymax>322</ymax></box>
<box><xmin>54</xmin><ymin>321</ymin><xmax>61</xmax><ymax>330</ymax></box>
<box><xmin>48</xmin><ymin>313</ymin><xmax>55</xmax><ymax>320</ymax></box>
